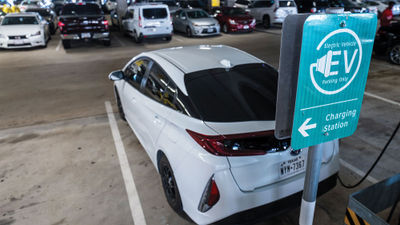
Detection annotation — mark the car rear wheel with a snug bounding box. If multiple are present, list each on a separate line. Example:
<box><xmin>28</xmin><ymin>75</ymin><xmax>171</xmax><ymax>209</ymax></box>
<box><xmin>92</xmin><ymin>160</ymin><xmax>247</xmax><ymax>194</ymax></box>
<box><xmin>134</xmin><ymin>30</ymin><xmax>143</xmax><ymax>43</ymax></box>
<box><xmin>159</xmin><ymin>155</ymin><xmax>184</xmax><ymax>216</ymax></box>
<box><xmin>223</xmin><ymin>24</ymin><xmax>229</xmax><ymax>33</ymax></box>
<box><xmin>186</xmin><ymin>27</ymin><xmax>192</xmax><ymax>37</ymax></box>
<box><xmin>62</xmin><ymin>40</ymin><xmax>71</xmax><ymax>49</ymax></box>
<box><xmin>263</xmin><ymin>15</ymin><xmax>270</xmax><ymax>29</ymax></box>
<box><xmin>389</xmin><ymin>44</ymin><xmax>400</xmax><ymax>65</ymax></box>
<box><xmin>103</xmin><ymin>39</ymin><xmax>111</xmax><ymax>46</ymax></box>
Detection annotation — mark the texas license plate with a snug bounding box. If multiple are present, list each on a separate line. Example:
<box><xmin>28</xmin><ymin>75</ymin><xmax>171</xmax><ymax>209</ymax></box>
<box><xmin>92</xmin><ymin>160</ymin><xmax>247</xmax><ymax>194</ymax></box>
<box><xmin>279</xmin><ymin>155</ymin><xmax>305</xmax><ymax>178</ymax></box>
<box><xmin>81</xmin><ymin>33</ymin><xmax>91</xmax><ymax>38</ymax></box>
<box><xmin>244</xmin><ymin>25</ymin><xmax>249</xmax><ymax>29</ymax></box>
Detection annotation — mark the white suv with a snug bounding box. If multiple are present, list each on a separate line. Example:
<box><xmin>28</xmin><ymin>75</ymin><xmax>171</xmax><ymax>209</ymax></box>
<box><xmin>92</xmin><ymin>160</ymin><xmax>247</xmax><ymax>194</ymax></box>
<box><xmin>122</xmin><ymin>3</ymin><xmax>173</xmax><ymax>43</ymax></box>
<box><xmin>234</xmin><ymin>0</ymin><xmax>297</xmax><ymax>28</ymax></box>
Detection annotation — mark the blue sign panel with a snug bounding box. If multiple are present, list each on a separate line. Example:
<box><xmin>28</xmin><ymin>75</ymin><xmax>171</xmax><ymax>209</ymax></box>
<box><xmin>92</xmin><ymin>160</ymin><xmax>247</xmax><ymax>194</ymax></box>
<box><xmin>291</xmin><ymin>14</ymin><xmax>377</xmax><ymax>150</ymax></box>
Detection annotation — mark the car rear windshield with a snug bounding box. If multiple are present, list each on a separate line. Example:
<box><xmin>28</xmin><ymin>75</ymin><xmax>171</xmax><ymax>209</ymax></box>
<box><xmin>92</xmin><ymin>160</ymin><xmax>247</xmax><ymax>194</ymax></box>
<box><xmin>185</xmin><ymin>63</ymin><xmax>278</xmax><ymax>122</ymax></box>
<box><xmin>61</xmin><ymin>4</ymin><xmax>102</xmax><ymax>15</ymax></box>
<box><xmin>1</xmin><ymin>16</ymin><xmax>38</xmax><ymax>25</ymax></box>
<box><xmin>279</xmin><ymin>1</ymin><xmax>295</xmax><ymax>7</ymax></box>
<box><xmin>26</xmin><ymin>9</ymin><xmax>51</xmax><ymax>17</ymax></box>
<box><xmin>142</xmin><ymin>8</ymin><xmax>168</xmax><ymax>19</ymax></box>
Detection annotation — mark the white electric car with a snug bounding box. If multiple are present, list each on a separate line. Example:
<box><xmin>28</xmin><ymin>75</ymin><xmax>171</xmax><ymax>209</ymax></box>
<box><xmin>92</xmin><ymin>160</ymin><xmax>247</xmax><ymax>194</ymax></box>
<box><xmin>0</xmin><ymin>12</ymin><xmax>50</xmax><ymax>49</ymax></box>
<box><xmin>108</xmin><ymin>45</ymin><xmax>339</xmax><ymax>224</ymax></box>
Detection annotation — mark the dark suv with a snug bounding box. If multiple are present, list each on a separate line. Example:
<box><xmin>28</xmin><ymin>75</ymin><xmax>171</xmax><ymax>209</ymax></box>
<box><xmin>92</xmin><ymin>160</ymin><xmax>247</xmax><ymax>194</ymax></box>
<box><xmin>59</xmin><ymin>3</ymin><xmax>110</xmax><ymax>49</ymax></box>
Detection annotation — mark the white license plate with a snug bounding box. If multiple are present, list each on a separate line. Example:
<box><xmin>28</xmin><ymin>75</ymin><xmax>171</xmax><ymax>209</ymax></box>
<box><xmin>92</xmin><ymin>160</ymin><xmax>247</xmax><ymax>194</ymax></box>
<box><xmin>244</xmin><ymin>25</ymin><xmax>249</xmax><ymax>29</ymax></box>
<box><xmin>147</xmin><ymin>28</ymin><xmax>156</xmax><ymax>32</ymax></box>
<box><xmin>280</xmin><ymin>155</ymin><xmax>305</xmax><ymax>178</ymax></box>
<box><xmin>207</xmin><ymin>28</ymin><xmax>214</xmax><ymax>33</ymax></box>
<box><xmin>14</xmin><ymin>40</ymin><xmax>24</xmax><ymax>45</ymax></box>
<box><xmin>81</xmin><ymin>33</ymin><xmax>91</xmax><ymax>38</ymax></box>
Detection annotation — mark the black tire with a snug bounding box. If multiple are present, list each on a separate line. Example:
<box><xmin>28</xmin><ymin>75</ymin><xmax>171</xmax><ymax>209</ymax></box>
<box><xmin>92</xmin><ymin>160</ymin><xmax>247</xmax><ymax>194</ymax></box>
<box><xmin>186</xmin><ymin>27</ymin><xmax>192</xmax><ymax>37</ymax></box>
<box><xmin>263</xmin><ymin>15</ymin><xmax>270</xmax><ymax>29</ymax></box>
<box><xmin>159</xmin><ymin>155</ymin><xmax>184</xmax><ymax>216</ymax></box>
<box><xmin>389</xmin><ymin>44</ymin><xmax>400</xmax><ymax>65</ymax></box>
<box><xmin>62</xmin><ymin>40</ymin><xmax>71</xmax><ymax>49</ymax></box>
<box><xmin>165</xmin><ymin>36</ymin><xmax>171</xmax><ymax>41</ymax></box>
<box><xmin>115</xmin><ymin>90</ymin><xmax>126</xmax><ymax>121</ymax></box>
<box><xmin>134</xmin><ymin>30</ymin><xmax>143</xmax><ymax>43</ymax></box>
<box><xmin>103</xmin><ymin>39</ymin><xmax>111</xmax><ymax>46</ymax></box>
<box><xmin>222</xmin><ymin>24</ymin><xmax>229</xmax><ymax>33</ymax></box>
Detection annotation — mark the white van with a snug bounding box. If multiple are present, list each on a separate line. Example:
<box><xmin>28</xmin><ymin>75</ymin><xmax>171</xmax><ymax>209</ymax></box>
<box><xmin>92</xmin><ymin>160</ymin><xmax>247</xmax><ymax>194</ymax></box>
<box><xmin>122</xmin><ymin>3</ymin><xmax>172</xmax><ymax>43</ymax></box>
<box><xmin>234</xmin><ymin>0</ymin><xmax>297</xmax><ymax>28</ymax></box>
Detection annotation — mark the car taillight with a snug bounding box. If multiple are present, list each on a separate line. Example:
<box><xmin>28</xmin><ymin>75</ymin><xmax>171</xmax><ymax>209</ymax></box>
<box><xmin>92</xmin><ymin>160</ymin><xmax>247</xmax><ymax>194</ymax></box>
<box><xmin>186</xmin><ymin>130</ymin><xmax>290</xmax><ymax>156</ymax></box>
<box><xmin>311</xmin><ymin>7</ymin><xmax>317</xmax><ymax>13</ymax></box>
<box><xmin>102</xmin><ymin>20</ymin><xmax>109</xmax><ymax>29</ymax></box>
<box><xmin>58</xmin><ymin>21</ymin><xmax>65</xmax><ymax>31</ymax></box>
<box><xmin>198</xmin><ymin>176</ymin><xmax>220</xmax><ymax>212</ymax></box>
<box><xmin>139</xmin><ymin>15</ymin><xmax>142</xmax><ymax>27</ymax></box>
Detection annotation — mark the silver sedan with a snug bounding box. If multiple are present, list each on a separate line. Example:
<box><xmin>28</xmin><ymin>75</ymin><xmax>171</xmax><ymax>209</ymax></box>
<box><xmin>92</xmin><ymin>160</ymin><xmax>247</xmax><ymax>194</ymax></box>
<box><xmin>173</xmin><ymin>8</ymin><xmax>220</xmax><ymax>37</ymax></box>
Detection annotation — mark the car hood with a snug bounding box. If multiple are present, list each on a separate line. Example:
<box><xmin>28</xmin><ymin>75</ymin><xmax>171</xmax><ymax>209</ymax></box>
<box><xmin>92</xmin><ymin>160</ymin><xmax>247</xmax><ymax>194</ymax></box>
<box><xmin>189</xmin><ymin>17</ymin><xmax>218</xmax><ymax>25</ymax></box>
<box><xmin>0</xmin><ymin>25</ymin><xmax>41</xmax><ymax>36</ymax></box>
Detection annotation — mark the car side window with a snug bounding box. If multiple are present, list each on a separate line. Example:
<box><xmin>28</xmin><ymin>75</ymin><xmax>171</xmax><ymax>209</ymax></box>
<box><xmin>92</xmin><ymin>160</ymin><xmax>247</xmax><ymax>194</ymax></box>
<box><xmin>179</xmin><ymin>11</ymin><xmax>186</xmax><ymax>19</ymax></box>
<box><xmin>124</xmin><ymin>58</ymin><xmax>149</xmax><ymax>90</ymax></box>
<box><xmin>143</xmin><ymin>63</ymin><xmax>181</xmax><ymax>111</ymax></box>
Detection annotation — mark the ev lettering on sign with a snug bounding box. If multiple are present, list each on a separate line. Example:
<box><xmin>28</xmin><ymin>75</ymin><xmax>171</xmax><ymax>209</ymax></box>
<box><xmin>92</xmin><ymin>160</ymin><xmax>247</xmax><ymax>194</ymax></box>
<box><xmin>291</xmin><ymin>14</ymin><xmax>377</xmax><ymax>150</ymax></box>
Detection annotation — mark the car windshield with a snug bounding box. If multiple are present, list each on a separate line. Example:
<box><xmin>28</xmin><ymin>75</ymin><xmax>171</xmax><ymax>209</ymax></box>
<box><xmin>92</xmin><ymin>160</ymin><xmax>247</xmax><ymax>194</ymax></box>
<box><xmin>187</xmin><ymin>10</ymin><xmax>208</xmax><ymax>18</ymax></box>
<box><xmin>1</xmin><ymin>16</ymin><xmax>38</xmax><ymax>25</ymax></box>
<box><xmin>142</xmin><ymin>8</ymin><xmax>168</xmax><ymax>19</ymax></box>
<box><xmin>185</xmin><ymin>63</ymin><xmax>277</xmax><ymax>122</ymax></box>
<box><xmin>61</xmin><ymin>4</ymin><xmax>101</xmax><ymax>15</ymax></box>
<box><xmin>279</xmin><ymin>1</ymin><xmax>295</xmax><ymax>7</ymax></box>
<box><xmin>224</xmin><ymin>7</ymin><xmax>246</xmax><ymax>15</ymax></box>
<box><xmin>26</xmin><ymin>9</ymin><xmax>51</xmax><ymax>16</ymax></box>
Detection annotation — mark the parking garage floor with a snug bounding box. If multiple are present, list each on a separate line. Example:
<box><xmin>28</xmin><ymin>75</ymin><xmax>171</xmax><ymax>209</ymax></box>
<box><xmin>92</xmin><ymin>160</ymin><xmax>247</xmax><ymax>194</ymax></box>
<box><xmin>0</xmin><ymin>27</ymin><xmax>399</xmax><ymax>225</ymax></box>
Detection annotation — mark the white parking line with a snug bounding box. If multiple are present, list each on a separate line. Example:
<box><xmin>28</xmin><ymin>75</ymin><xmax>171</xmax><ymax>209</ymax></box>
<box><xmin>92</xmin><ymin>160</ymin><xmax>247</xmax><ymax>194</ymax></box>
<box><xmin>364</xmin><ymin>91</ymin><xmax>400</xmax><ymax>107</ymax></box>
<box><xmin>339</xmin><ymin>159</ymin><xmax>379</xmax><ymax>184</ymax></box>
<box><xmin>105</xmin><ymin>101</ymin><xmax>147</xmax><ymax>225</ymax></box>
<box><xmin>55</xmin><ymin>40</ymin><xmax>62</xmax><ymax>51</ymax></box>
<box><xmin>174</xmin><ymin>37</ymin><xmax>184</xmax><ymax>42</ymax></box>
<box><xmin>112</xmin><ymin>34</ymin><xmax>126</xmax><ymax>47</ymax></box>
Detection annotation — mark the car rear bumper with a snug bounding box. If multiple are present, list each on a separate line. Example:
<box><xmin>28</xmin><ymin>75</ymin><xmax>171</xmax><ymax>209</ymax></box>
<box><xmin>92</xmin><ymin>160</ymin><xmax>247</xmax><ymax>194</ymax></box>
<box><xmin>60</xmin><ymin>32</ymin><xmax>110</xmax><ymax>40</ymax></box>
<box><xmin>142</xmin><ymin>33</ymin><xmax>172</xmax><ymax>39</ymax></box>
<box><xmin>215</xmin><ymin>173</ymin><xmax>338</xmax><ymax>224</ymax></box>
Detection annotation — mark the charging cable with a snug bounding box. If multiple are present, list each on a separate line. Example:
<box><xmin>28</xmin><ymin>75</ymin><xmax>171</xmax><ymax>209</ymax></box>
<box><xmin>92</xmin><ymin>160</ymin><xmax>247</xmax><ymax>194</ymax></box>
<box><xmin>338</xmin><ymin>120</ymin><xmax>400</xmax><ymax>189</ymax></box>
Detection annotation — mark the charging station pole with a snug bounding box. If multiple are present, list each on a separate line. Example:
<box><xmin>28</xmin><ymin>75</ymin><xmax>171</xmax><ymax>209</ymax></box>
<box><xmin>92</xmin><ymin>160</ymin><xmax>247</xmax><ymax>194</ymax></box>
<box><xmin>299</xmin><ymin>145</ymin><xmax>323</xmax><ymax>225</ymax></box>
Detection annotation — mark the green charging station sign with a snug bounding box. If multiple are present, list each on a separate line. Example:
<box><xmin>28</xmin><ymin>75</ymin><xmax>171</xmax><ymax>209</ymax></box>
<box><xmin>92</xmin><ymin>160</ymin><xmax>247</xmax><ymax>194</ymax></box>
<box><xmin>291</xmin><ymin>14</ymin><xmax>377</xmax><ymax>150</ymax></box>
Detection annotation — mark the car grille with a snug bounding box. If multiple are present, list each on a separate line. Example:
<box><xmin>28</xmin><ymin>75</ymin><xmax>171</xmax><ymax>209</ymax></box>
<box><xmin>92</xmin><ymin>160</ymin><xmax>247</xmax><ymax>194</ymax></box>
<box><xmin>8</xmin><ymin>35</ymin><xmax>27</xmax><ymax>40</ymax></box>
<box><xmin>201</xmin><ymin>28</ymin><xmax>216</xmax><ymax>34</ymax></box>
<box><xmin>8</xmin><ymin>43</ymin><xmax>31</xmax><ymax>47</ymax></box>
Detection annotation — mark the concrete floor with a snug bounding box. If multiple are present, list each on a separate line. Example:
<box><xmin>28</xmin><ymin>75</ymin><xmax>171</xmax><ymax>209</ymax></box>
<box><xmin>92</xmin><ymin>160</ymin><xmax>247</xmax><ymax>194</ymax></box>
<box><xmin>0</xmin><ymin>25</ymin><xmax>399</xmax><ymax>225</ymax></box>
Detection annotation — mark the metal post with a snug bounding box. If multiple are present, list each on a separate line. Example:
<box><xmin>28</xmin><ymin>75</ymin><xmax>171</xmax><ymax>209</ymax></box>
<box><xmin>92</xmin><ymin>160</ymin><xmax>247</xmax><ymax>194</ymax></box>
<box><xmin>299</xmin><ymin>144</ymin><xmax>323</xmax><ymax>225</ymax></box>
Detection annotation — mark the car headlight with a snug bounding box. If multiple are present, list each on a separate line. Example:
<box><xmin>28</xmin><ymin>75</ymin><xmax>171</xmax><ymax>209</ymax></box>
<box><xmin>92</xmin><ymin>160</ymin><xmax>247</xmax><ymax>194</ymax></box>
<box><xmin>28</xmin><ymin>31</ymin><xmax>41</xmax><ymax>37</ymax></box>
<box><xmin>192</xmin><ymin>22</ymin><xmax>200</xmax><ymax>27</ymax></box>
<box><xmin>229</xmin><ymin>19</ymin><xmax>236</xmax><ymax>24</ymax></box>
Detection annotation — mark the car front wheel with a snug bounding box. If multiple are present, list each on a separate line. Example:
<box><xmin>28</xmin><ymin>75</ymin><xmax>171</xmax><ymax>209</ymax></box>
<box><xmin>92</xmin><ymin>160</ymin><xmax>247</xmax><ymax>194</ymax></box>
<box><xmin>186</xmin><ymin>27</ymin><xmax>192</xmax><ymax>37</ymax></box>
<box><xmin>62</xmin><ymin>40</ymin><xmax>71</xmax><ymax>49</ymax></box>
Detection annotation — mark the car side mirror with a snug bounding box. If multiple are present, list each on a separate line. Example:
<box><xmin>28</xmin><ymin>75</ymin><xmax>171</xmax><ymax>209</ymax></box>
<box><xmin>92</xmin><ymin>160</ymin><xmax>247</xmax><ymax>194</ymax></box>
<box><xmin>108</xmin><ymin>70</ymin><xmax>124</xmax><ymax>81</ymax></box>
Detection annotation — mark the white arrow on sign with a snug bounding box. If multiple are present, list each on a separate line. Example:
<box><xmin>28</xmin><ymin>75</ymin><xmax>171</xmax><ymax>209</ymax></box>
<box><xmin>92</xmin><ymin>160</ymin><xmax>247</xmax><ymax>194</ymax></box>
<box><xmin>298</xmin><ymin>118</ymin><xmax>317</xmax><ymax>137</ymax></box>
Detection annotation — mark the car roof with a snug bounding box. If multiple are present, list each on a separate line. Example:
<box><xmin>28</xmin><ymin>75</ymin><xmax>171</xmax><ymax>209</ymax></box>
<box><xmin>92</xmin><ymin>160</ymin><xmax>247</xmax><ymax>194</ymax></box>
<box><xmin>5</xmin><ymin>12</ymin><xmax>38</xmax><ymax>17</ymax></box>
<box><xmin>128</xmin><ymin>3</ymin><xmax>168</xmax><ymax>9</ymax></box>
<box><xmin>150</xmin><ymin>45</ymin><xmax>264</xmax><ymax>74</ymax></box>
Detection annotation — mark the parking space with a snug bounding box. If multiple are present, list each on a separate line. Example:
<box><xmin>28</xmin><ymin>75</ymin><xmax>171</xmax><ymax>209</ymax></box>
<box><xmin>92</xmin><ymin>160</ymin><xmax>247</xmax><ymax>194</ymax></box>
<box><xmin>1</xmin><ymin>25</ymin><xmax>400</xmax><ymax>225</ymax></box>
